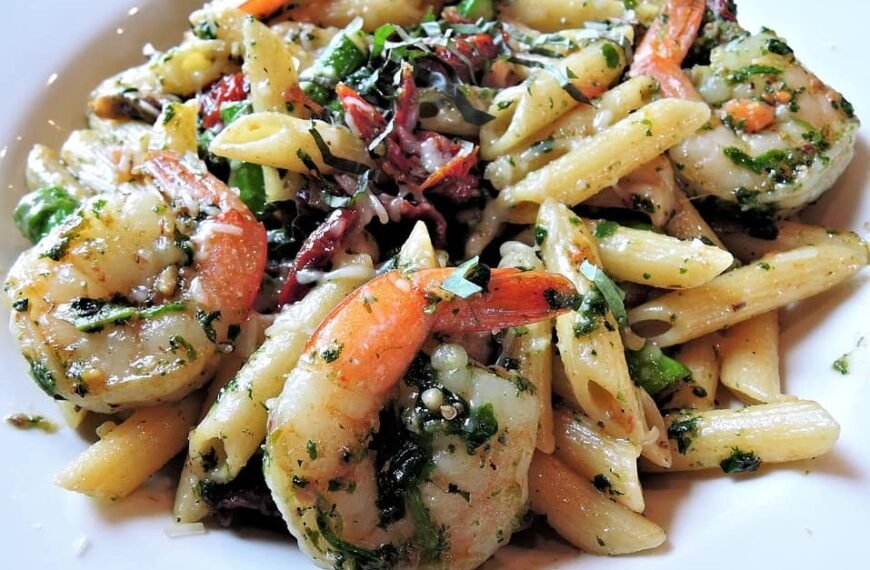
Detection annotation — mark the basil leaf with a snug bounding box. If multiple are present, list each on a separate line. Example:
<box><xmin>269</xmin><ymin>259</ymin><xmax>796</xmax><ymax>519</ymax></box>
<box><xmin>440</xmin><ymin>256</ymin><xmax>484</xmax><ymax>299</ymax></box>
<box><xmin>579</xmin><ymin>260</ymin><xmax>627</xmax><ymax>326</ymax></box>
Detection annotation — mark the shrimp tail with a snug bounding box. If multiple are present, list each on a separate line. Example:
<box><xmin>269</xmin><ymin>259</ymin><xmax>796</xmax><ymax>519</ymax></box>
<box><xmin>306</xmin><ymin>268</ymin><xmax>575</xmax><ymax>394</ymax></box>
<box><xmin>434</xmin><ymin>268</ymin><xmax>577</xmax><ymax>333</ymax></box>
<box><xmin>630</xmin><ymin>0</ymin><xmax>706</xmax><ymax>100</ymax></box>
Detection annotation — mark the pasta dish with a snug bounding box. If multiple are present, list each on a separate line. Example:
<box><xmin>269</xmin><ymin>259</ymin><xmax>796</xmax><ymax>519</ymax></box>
<box><xmin>3</xmin><ymin>0</ymin><xmax>866</xmax><ymax>568</ymax></box>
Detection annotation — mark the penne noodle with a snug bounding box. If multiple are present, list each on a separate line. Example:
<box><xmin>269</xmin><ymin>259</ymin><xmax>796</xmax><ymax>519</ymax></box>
<box><xmin>151</xmin><ymin>39</ymin><xmax>233</xmax><ymax>96</ymax></box>
<box><xmin>150</xmin><ymin>100</ymin><xmax>199</xmax><ymax>154</ymax></box>
<box><xmin>537</xmin><ymin>200</ymin><xmax>668</xmax><ymax>467</ymax></box>
<box><xmin>552</xmin><ymin>408</ymin><xmax>644</xmax><ymax>512</ymax></box>
<box><xmin>647</xmin><ymin>401</ymin><xmax>840</xmax><ymax>473</ymax></box>
<box><xmin>242</xmin><ymin>17</ymin><xmax>299</xmax><ymax>115</ymax></box>
<box><xmin>629</xmin><ymin>239</ymin><xmax>869</xmax><ymax>347</ymax></box>
<box><xmin>502</xmin><ymin>99</ymin><xmax>711</xmax><ymax>206</ymax></box>
<box><xmin>242</xmin><ymin>17</ymin><xmax>303</xmax><ymax>202</ymax></box>
<box><xmin>719</xmin><ymin>311</ymin><xmax>792</xmax><ymax>404</ymax></box>
<box><xmin>56</xmin><ymin>394</ymin><xmax>201</xmax><ymax>500</ymax></box>
<box><xmin>501</xmin><ymin>0</ymin><xmax>626</xmax><ymax>32</ymax></box>
<box><xmin>719</xmin><ymin>221</ymin><xmax>865</xmax><ymax>263</ymax></box>
<box><xmin>485</xmin><ymin>75</ymin><xmax>659</xmax><ymax>192</ymax></box>
<box><xmin>173</xmin><ymin>458</ymin><xmax>211</xmax><ymax>524</ymax></box>
<box><xmin>529</xmin><ymin>452</ymin><xmax>666</xmax><ymax>555</ymax></box>
<box><xmin>285</xmin><ymin>0</ymin><xmax>439</xmax><ymax>31</ymax></box>
<box><xmin>588</xmin><ymin>219</ymin><xmax>734</xmax><ymax>288</ymax></box>
<box><xmin>209</xmin><ymin>112</ymin><xmax>373</xmax><ymax>174</ymax></box>
<box><xmin>481</xmin><ymin>39</ymin><xmax>627</xmax><ymax>160</ymax></box>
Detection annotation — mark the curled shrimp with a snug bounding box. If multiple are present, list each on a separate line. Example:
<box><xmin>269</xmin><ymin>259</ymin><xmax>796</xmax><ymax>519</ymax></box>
<box><xmin>264</xmin><ymin>267</ymin><xmax>575</xmax><ymax>569</ymax></box>
<box><xmin>3</xmin><ymin>152</ymin><xmax>267</xmax><ymax>412</ymax></box>
<box><xmin>631</xmin><ymin>0</ymin><xmax>859</xmax><ymax>212</ymax></box>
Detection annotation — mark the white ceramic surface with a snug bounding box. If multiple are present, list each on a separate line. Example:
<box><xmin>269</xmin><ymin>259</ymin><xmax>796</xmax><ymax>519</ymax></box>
<box><xmin>0</xmin><ymin>2</ymin><xmax>867</xmax><ymax>569</ymax></box>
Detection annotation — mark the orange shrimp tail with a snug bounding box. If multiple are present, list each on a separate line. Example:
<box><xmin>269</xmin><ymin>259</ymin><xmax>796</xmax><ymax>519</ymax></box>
<box><xmin>307</xmin><ymin>268</ymin><xmax>575</xmax><ymax>394</ymax></box>
<box><xmin>433</xmin><ymin>269</ymin><xmax>576</xmax><ymax>333</ymax></box>
<box><xmin>142</xmin><ymin>151</ymin><xmax>267</xmax><ymax>314</ymax></box>
<box><xmin>630</xmin><ymin>0</ymin><xmax>706</xmax><ymax>100</ymax></box>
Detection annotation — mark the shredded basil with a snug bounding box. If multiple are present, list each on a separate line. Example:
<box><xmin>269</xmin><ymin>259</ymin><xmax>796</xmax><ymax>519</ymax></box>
<box><xmin>727</xmin><ymin>65</ymin><xmax>782</xmax><ymax>84</ymax></box>
<box><xmin>720</xmin><ymin>447</ymin><xmax>762</xmax><ymax>473</ymax></box>
<box><xmin>309</xmin><ymin>126</ymin><xmax>370</xmax><ymax>175</ymax></box>
<box><xmin>59</xmin><ymin>298</ymin><xmax>187</xmax><ymax>333</ymax></box>
<box><xmin>441</xmin><ymin>257</ymin><xmax>487</xmax><ymax>299</ymax></box>
<box><xmin>579</xmin><ymin>261</ymin><xmax>627</xmax><ymax>326</ymax></box>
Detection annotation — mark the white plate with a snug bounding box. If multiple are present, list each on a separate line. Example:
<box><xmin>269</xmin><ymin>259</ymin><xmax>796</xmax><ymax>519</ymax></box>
<box><xmin>0</xmin><ymin>1</ymin><xmax>867</xmax><ymax>568</ymax></box>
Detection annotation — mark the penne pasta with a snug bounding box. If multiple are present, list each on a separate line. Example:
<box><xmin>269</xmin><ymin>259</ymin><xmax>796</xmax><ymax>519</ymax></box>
<box><xmin>552</xmin><ymin>407</ymin><xmax>644</xmax><ymax>512</ymax></box>
<box><xmin>718</xmin><ymin>220</ymin><xmax>862</xmax><ymax>263</ymax></box>
<box><xmin>502</xmin><ymin>99</ymin><xmax>711</xmax><ymax>206</ymax></box>
<box><xmin>719</xmin><ymin>311</ymin><xmax>791</xmax><ymax>404</ymax></box>
<box><xmin>537</xmin><ymin>199</ymin><xmax>669</xmax><ymax>467</ymax></box>
<box><xmin>173</xmin><ymin>458</ymin><xmax>211</xmax><ymax>524</ymax></box>
<box><xmin>481</xmin><ymin>39</ymin><xmax>627</xmax><ymax>160</ymax></box>
<box><xmin>242</xmin><ymin>17</ymin><xmax>303</xmax><ymax>202</ymax></box>
<box><xmin>529</xmin><ymin>452</ymin><xmax>666</xmax><ymax>555</ymax></box>
<box><xmin>285</xmin><ymin>0</ymin><xmax>439</xmax><ymax>31</ymax></box>
<box><xmin>150</xmin><ymin>100</ymin><xmax>199</xmax><ymax>154</ymax></box>
<box><xmin>484</xmin><ymin>75</ymin><xmax>659</xmax><ymax>192</ymax></box>
<box><xmin>56</xmin><ymin>394</ymin><xmax>201</xmax><ymax>500</ymax></box>
<box><xmin>501</xmin><ymin>0</ymin><xmax>625</xmax><ymax>32</ymax></box>
<box><xmin>588</xmin><ymin>219</ymin><xmax>734</xmax><ymax>288</ymax></box>
<box><xmin>629</xmin><ymin>238</ymin><xmax>869</xmax><ymax>347</ymax></box>
<box><xmin>648</xmin><ymin>401</ymin><xmax>840</xmax><ymax>473</ymax></box>
<box><xmin>209</xmin><ymin>111</ymin><xmax>373</xmax><ymax>174</ymax></box>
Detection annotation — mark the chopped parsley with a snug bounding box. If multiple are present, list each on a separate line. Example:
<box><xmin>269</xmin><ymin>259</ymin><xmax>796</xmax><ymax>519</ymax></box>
<box><xmin>667</xmin><ymin>414</ymin><xmax>701</xmax><ymax>454</ymax></box>
<box><xmin>601</xmin><ymin>42</ymin><xmax>620</xmax><ymax>69</ymax></box>
<box><xmin>727</xmin><ymin>65</ymin><xmax>782</xmax><ymax>84</ymax></box>
<box><xmin>720</xmin><ymin>447</ymin><xmax>762</xmax><ymax>473</ymax></box>
<box><xmin>832</xmin><ymin>354</ymin><xmax>849</xmax><ymax>375</ymax></box>
<box><xmin>593</xmin><ymin>220</ymin><xmax>619</xmax><ymax>239</ymax></box>
<box><xmin>766</xmin><ymin>38</ymin><xmax>793</xmax><ymax>56</ymax></box>
<box><xmin>196</xmin><ymin>310</ymin><xmax>221</xmax><ymax>343</ymax></box>
<box><xmin>592</xmin><ymin>473</ymin><xmax>623</xmax><ymax>496</ymax></box>
<box><xmin>321</xmin><ymin>342</ymin><xmax>344</xmax><ymax>363</ymax></box>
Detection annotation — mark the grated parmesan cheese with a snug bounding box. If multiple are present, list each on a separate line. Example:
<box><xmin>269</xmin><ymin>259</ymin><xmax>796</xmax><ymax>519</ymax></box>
<box><xmin>72</xmin><ymin>534</ymin><xmax>90</xmax><ymax>557</ymax></box>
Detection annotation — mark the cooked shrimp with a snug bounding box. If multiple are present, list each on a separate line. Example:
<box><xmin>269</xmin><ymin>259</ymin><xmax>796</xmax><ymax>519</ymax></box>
<box><xmin>631</xmin><ymin>0</ymin><xmax>859</xmax><ymax>212</ymax></box>
<box><xmin>264</xmin><ymin>267</ymin><xmax>576</xmax><ymax>569</ymax></box>
<box><xmin>3</xmin><ymin>152</ymin><xmax>267</xmax><ymax>412</ymax></box>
